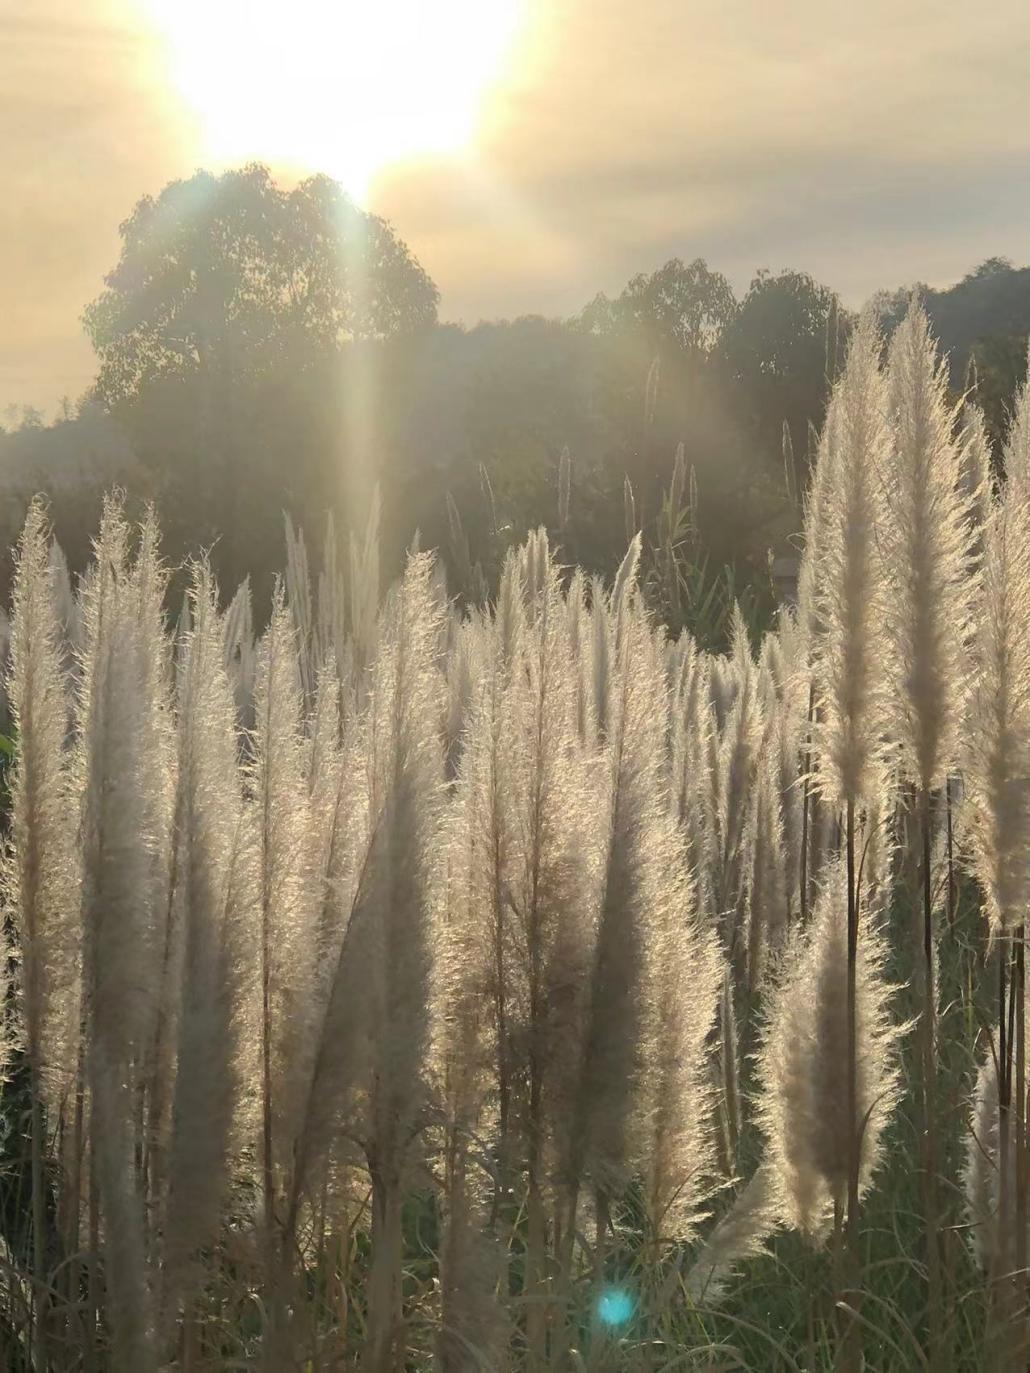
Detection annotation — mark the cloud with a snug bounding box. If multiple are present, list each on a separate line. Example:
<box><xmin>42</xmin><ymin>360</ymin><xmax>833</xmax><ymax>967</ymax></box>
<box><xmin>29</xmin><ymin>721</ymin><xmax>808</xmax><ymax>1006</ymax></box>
<box><xmin>4</xmin><ymin>0</ymin><xmax>1030</xmax><ymax>412</ymax></box>
<box><xmin>378</xmin><ymin>0</ymin><xmax>1030</xmax><ymax>316</ymax></box>
<box><xmin>0</xmin><ymin>0</ymin><xmax>195</xmax><ymax>412</ymax></box>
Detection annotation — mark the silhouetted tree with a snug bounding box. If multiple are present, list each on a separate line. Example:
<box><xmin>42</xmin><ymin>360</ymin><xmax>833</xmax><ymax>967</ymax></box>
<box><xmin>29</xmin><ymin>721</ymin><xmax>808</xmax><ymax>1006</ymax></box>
<box><xmin>84</xmin><ymin>164</ymin><xmax>438</xmax><ymax>407</ymax></box>
<box><xmin>2</xmin><ymin>406</ymin><xmax>44</xmax><ymax>434</ymax></box>
<box><xmin>720</xmin><ymin>268</ymin><xmax>848</xmax><ymax>470</ymax></box>
<box><xmin>83</xmin><ymin>164</ymin><xmax>438</xmax><ymax>585</ymax></box>
<box><xmin>876</xmin><ymin>259</ymin><xmax>1030</xmax><ymax>397</ymax></box>
<box><xmin>578</xmin><ymin>257</ymin><xmax>737</xmax><ymax>358</ymax></box>
<box><xmin>970</xmin><ymin>332</ymin><xmax>1028</xmax><ymax>452</ymax></box>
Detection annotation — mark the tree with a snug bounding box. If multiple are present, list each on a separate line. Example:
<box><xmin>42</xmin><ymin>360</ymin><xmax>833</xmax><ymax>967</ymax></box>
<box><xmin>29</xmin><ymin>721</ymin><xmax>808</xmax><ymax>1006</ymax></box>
<box><xmin>84</xmin><ymin>163</ymin><xmax>439</xmax><ymax>409</ymax></box>
<box><xmin>875</xmin><ymin>259</ymin><xmax>1030</xmax><ymax>395</ymax></box>
<box><xmin>970</xmin><ymin>332</ymin><xmax>1028</xmax><ymax>452</ymax></box>
<box><xmin>82</xmin><ymin>164</ymin><xmax>439</xmax><ymax>587</ymax></box>
<box><xmin>720</xmin><ymin>268</ymin><xmax>848</xmax><ymax>470</ymax></box>
<box><xmin>2</xmin><ymin>405</ymin><xmax>44</xmax><ymax>433</ymax></box>
<box><xmin>577</xmin><ymin>257</ymin><xmax>737</xmax><ymax>358</ymax></box>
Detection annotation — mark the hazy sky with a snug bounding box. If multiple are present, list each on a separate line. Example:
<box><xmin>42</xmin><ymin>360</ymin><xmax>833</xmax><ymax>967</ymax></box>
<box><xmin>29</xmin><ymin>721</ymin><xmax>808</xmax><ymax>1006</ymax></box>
<box><xmin>5</xmin><ymin>0</ymin><xmax>1030</xmax><ymax>416</ymax></box>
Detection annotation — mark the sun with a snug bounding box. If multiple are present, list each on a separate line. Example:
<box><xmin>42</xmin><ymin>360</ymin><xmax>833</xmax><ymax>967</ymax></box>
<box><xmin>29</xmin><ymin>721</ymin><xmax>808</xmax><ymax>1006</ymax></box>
<box><xmin>145</xmin><ymin>0</ymin><xmax>524</xmax><ymax>200</ymax></box>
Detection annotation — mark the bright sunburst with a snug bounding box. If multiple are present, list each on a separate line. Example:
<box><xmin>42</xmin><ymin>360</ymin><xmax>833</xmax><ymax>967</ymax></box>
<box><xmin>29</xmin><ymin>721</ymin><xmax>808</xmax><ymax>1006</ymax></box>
<box><xmin>145</xmin><ymin>0</ymin><xmax>524</xmax><ymax>200</ymax></box>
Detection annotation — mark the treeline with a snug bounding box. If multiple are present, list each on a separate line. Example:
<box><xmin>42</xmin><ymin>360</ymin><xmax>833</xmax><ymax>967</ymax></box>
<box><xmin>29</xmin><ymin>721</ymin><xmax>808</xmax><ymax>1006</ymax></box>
<box><xmin>2</xmin><ymin>166</ymin><xmax>1028</xmax><ymax>638</ymax></box>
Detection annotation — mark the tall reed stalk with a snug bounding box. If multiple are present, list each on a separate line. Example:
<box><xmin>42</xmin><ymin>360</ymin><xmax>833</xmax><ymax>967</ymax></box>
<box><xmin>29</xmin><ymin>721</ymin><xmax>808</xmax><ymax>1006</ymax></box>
<box><xmin>810</xmin><ymin>313</ymin><xmax>893</xmax><ymax>1366</ymax></box>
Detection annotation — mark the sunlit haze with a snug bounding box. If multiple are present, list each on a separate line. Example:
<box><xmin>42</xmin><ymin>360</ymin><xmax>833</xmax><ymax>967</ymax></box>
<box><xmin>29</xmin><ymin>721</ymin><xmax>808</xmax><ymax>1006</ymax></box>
<box><xmin>4</xmin><ymin>0</ymin><xmax>1030</xmax><ymax>414</ymax></box>
<box><xmin>144</xmin><ymin>0</ymin><xmax>525</xmax><ymax>200</ymax></box>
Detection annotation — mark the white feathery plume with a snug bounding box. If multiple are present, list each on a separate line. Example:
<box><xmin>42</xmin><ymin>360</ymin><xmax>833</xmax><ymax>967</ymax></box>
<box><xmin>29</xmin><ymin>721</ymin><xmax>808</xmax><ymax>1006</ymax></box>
<box><xmin>443</xmin><ymin>612</ymin><xmax>486</xmax><ymax>778</ymax></box>
<box><xmin>565</xmin><ymin>568</ymin><xmax>597</xmax><ymax>748</ymax></box>
<box><xmin>283</xmin><ymin>657</ymin><xmax>372</xmax><ymax>1222</ymax></box>
<box><xmin>308</xmin><ymin>659</ymin><xmax>370</xmax><ymax>987</ymax></box>
<box><xmin>430</xmin><ymin>550</ymin><xmax>528</xmax><ymax>1257</ymax></box>
<box><xmin>961</xmin><ymin>1012</ymin><xmax>1030</xmax><ymax>1281</ymax></box>
<box><xmin>965</xmin><ymin>473</ymin><xmax>1030</xmax><ymax>936</ymax></box>
<box><xmin>883</xmin><ymin>311</ymin><xmax>973</xmax><ymax>1344</ymax></box>
<box><xmin>611</xmin><ymin>531</ymin><xmax>642</xmax><ymax>631</ymax></box>
<box><xmin>755</xmin><ymin>858</ymin><xmax>905</xmax><ymax>1239</ymax></box>
<box><xmin>796</xmin><ymin>391</ymin><xmax>841</xmax><ymax>668</ymax></box>
<box><xmin>434</xmin><ymin>650</ymin><xmax>512</xmax><ymax>1372</ymax></box>
<box><xmin>794</xmin><ymin>404</ymin><xmax>841</xmax><ymax>925</ymax></box>
<box><xmin>884</xmin><ymin>303</ymin><xmax>973</xmax><ymax>796</ymax></box>
<box><xmin>162</xmin><ymin>565</ymin><xmax>257</xmax><ymax>1319</ymax></box>
<box><xmin>434</xmin><ymin>607</ymin><xmax>513</xmax><ymax>1118</ymax></box>
<box><xmin>4</xmin><ymin>501</ymin><xmax>80</xmax><ymax>1326</ymax></box>
<box><xmin>710</xmin><ymin>613</ymin><xmax>763</xmax><ymax>940</ymax></box>
<box><xmin>435</xmin><ymin>668</ymin><xmax>502</xmax><ymax>1144</ymax></box>
<box><xmin>744</xmin><ymin>722</ymin><xmax>789</xmax><ymax>994</ymax></box>
<box><xmin>249</xmin><ymin>584</ymin><xmax>319</xmax><ymax>1242</ymax></box>
<box><xmin>6</xmin><ymin>500</ymin><xmax>80</xmax><ymax>1105</ymax></box>
<box><xmin>499</xmin><ymin>536</ymin><xmax>601</xmax><ymax>1172</ymax></box>
<box><xmin>570</xmin><ymin>592</ymin><xmax>666</xmax><ymax>1208</ymax></box>
<box><xmin>339</xmin><ymin>552</ymin><xmax>445</xmax><ymax>1370</ymax></box>
<box><xmin>223</xmin><ymin>577</ymin><xmax>256</xmax><ymax>726</ymax></box>
<box><xmin>964</xmin><ymin>1050</ymin><xmax>1007</xmax><ymax>1274</ymax></box>
<box><xmin>641</xmin><ymin>827</ymin><xmax>722</xmax><ymax>1253</ymax></box>
<box><xmin>684</xmin><ymin>1164</ymin><xmax>782</xmax><ymax>1302</ymax></box>
<box><xmin>129</xmin><ymin>509</ymin><xmax>178</xmax><ymax>1089</ymax></box>
<box><xmin>494</xmin><ymin>532</ymin><xmax>601</xmax><ymax>1358</ymax></box>
<box><xmin>75</xmin><ymin>497</ymin><xmax>172</xmax><ymax>1370</ymax></box>
<box><xmin>48</xmin><ymin>533</ymin><xmax>81</xmax><ymax>672</ymax></box>
<box><xmin>669</xmin><ymin>637</ymin><xmax>715</xmax><ymax>902</ymax></box>
<box><xmin>814</xmin><ymin>313</ymin><xmax>893</xmax><ymax>809</ymax></box>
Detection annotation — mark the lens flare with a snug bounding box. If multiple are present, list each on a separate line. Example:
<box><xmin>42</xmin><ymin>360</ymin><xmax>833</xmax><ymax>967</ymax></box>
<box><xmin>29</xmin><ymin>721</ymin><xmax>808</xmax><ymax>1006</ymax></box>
<box><xmin>597</xmin><ymin>1287</ymin><xmax>634</xmax><ymax>1327</ymax></box>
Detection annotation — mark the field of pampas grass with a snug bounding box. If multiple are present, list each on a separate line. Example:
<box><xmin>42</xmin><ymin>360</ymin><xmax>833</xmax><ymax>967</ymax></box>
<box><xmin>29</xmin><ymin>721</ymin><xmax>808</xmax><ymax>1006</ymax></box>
<box><xmin>2</xmin><ymin>303</ymin><xmax>1030</xmax><ymax>1370</ymax></box>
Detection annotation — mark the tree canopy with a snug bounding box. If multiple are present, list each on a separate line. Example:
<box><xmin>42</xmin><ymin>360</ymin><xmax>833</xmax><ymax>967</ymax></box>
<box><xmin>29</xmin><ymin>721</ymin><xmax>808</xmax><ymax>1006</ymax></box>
<box><xmin>720</xmin><ymin>268</ymin><xmax>848</xmax><ymax>464</ymax></box>
<box><xmin>578</xmin><ymin>257</ymin><xmax>737</xmax><ymax>356</ymax></box>
<box><xmin>84</xmin><ymin>164</ymin><xmax>439</xmax><ymax>408</ymax></box>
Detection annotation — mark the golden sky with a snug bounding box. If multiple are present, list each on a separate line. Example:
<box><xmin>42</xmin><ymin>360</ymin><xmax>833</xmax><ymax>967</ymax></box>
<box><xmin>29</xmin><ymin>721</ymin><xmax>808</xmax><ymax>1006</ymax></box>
<box><xmin>4</xmin><ymin>0</ymin><xmax>1030</xmax><ymax>416</ymax></box>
